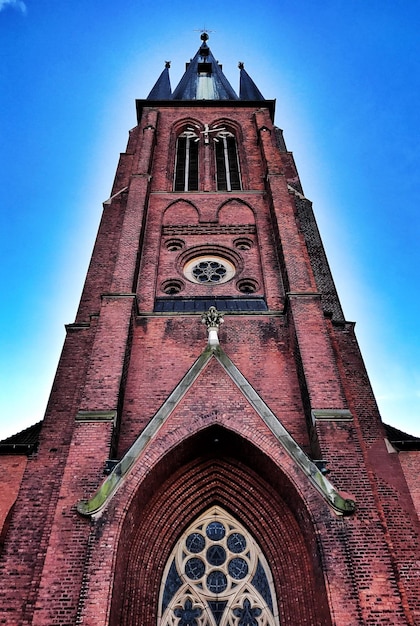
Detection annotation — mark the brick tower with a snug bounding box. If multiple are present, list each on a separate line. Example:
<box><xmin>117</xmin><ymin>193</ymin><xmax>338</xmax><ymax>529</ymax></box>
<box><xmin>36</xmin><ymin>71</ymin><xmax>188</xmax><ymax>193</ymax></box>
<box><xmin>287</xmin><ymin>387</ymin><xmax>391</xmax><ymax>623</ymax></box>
<box><xmin>1</xmin><ymin>34</ymin><xmax>419</xmax><ymax>625</ymax></box>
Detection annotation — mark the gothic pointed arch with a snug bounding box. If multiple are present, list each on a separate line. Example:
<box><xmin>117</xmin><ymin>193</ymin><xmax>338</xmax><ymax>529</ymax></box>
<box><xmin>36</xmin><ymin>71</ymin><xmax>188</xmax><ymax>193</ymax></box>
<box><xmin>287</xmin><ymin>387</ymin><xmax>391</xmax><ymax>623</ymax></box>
<box><xmin>108</xmin><ymin>426</ymin><xmax>333</xmax><ymax>626</ymax></box>
<box><xmin>209</xmin><ymin>118</ymin><xmax>248</xmax><ymax>190</ymax></box>
<box><xmin>208</xmin><ymin>118</ymin><xmax>243</xmax><ymax>143</ymax></box>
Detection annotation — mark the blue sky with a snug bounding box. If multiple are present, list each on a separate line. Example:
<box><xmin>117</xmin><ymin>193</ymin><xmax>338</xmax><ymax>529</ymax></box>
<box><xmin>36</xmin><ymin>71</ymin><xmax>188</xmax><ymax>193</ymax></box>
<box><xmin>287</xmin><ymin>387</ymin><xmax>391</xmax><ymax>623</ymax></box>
<box><xmin>1</xmin><ymin>0</ymin><xmax>419</xmax><ymax>439</ymax></box>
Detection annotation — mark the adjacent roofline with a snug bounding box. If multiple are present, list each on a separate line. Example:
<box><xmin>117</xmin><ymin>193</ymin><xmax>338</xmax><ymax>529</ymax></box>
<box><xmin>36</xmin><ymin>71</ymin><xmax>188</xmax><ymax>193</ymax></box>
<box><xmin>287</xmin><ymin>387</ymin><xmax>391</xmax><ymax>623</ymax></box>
<box><xmin>384</xmin><ymin>423</ymin><xmax>420</xmax><ymax>451</ymax></box>
<box><xmin>0</xmin><ymin>421</ymin><xmax>42</xmax><ymax>456</ymax></box>
<box><xmin>135</xmin><ymin>99</ymin><xmax>276</xmax><ymax>124</ymax></box>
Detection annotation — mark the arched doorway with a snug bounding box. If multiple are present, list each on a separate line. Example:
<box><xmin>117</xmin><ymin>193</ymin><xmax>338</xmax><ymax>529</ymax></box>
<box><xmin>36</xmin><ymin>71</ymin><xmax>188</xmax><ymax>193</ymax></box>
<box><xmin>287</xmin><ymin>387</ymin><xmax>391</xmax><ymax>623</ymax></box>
<box><xmin>109</xmin><ymin>427</ymin><xmax>332</xmax><ymax>626</ymax></box>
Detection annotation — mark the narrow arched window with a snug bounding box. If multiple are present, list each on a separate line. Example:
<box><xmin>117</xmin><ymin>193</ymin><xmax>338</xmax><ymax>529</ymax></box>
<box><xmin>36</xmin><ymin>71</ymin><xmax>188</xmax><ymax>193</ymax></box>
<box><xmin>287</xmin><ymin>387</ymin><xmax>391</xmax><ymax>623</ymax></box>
<box><xmin>214</xmin><ymin>131</ymin><xmax>241</xmax><ymax>191</ymax></box>
<box><xmin>158</xmin><ymin>506</ymin><xmax>280</xmax><ymax>626</ymax></box>
<box><xmin>174</xmin><ymin>130</ymin><xmax>199</xmax><ymax>191</ymax></box>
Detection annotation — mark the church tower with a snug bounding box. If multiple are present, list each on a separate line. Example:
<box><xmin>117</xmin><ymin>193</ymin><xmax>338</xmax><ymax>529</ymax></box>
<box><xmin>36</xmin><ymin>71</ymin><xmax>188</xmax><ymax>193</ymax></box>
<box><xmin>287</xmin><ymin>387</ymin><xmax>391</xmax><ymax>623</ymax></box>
<box><xmin>0</xmin><ymin>34</ymin><xmax>419</xmax><ymax>625</ymax></box>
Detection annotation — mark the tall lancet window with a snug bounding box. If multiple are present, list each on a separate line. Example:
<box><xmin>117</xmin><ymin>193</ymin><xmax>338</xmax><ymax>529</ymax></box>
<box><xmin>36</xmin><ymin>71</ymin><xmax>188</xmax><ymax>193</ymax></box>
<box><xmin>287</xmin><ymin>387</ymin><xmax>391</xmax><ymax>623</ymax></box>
<box><xmin>174</xmin><ymin>130</ymin><xmax>199</xmax><ymax>192</ymax></box>
<box><xmin>158</xmin><ymin>506</ymin><xmax>280</xmax><ymax>626</ymax></box>
<box><xmin>214</xmin><ymin>131</ymin><xmax>241</xmax><ymax>191</ymax></box>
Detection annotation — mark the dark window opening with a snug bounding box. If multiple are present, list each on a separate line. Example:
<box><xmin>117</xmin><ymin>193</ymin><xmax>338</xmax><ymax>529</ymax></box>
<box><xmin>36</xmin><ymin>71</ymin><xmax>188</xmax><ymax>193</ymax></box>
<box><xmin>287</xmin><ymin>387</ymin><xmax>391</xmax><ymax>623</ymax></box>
<box><xmin>161</xmin><ymin>279</ymin><xmax>184</xmax><ymax>295</ymax></box>
<box><xmin>214</xmin><ymin>132</ymin><xmax>241</xmax><ymax>191</ymax></box>
<box><xmin>174</xmin><ymin>131</ymin><xmax>199</xmax><ymax>192</ymax></box>
<box><xmin>237</xmin><ymin>278</ymin><xmax>258</xmax><ymax>294</ymax></box>
<box><xmin>198</xmin><ymin>62</ymin><xmax>212</xmax><ymax>74</ymax></box>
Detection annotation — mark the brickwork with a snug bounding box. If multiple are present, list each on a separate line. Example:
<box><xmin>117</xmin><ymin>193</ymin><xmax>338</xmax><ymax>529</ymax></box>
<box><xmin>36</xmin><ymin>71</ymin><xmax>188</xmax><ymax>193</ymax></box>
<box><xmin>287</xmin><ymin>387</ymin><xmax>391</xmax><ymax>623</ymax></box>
<box><xmin>117</xmin><ymin>315</ymin><xmax>311</xmax><ymax>457</ymax></box>
<box><xmin>400</xmin><ymin>452</ymin><xmax>420</xmax><ymax>519</ymax></box>
<box><xmin>77</xmin><ymin>372</ymin><xmax>345</xmax><ymax>625</ymax></box>
<box><xmin>331</xmin><ymin>323</ymin><xmax>420</xmax><ymax>622</ymax></box>
<box><xmin>0</xmin><ymin>53</ymin><xmax>419</xmax><ymax>626</ymax></box>
<box><xmin>113</xmin><ymin>458</ymin><xmax>331</xmax><ymax>626</ymax></box>
<box><xmin>0</xmin><ymin>325</ymin><xmax>95</xmax><ymax>624</ymax></box>
<box><xmin>0</xmin><ymin>456</ymin><xmax>27</xmax><ymax>543</ymax></box>
<box><xmin>293</xmin><ymin>194</ymin><xmax>345</xmax><ymax>321</ymax></box>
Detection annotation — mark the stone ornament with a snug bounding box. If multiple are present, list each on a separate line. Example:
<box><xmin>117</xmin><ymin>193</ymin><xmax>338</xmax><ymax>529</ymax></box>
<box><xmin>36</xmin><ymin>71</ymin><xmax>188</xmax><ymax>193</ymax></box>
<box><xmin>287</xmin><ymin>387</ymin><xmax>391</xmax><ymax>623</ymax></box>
<box><xmin>201</xmin><ymin>306</ymin><xmax>224</xmax><ymax>330</ymax></box>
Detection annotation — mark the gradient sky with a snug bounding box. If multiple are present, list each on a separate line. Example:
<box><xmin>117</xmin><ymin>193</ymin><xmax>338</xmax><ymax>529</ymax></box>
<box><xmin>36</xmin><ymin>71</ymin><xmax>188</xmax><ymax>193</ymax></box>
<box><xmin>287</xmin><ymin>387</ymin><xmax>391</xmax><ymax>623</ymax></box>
<box><xmin>1</xmin><ymin>0</ymin><xmax>419</xmax><ymax>439</ymax></box>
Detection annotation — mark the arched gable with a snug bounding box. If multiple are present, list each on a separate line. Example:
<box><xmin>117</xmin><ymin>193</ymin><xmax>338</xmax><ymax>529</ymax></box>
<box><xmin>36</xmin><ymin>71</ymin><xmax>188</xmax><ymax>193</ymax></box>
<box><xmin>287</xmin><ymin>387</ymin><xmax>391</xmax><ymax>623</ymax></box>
<box><xmin>76</xmin><ymin>421</ymin><xmax>338</xmax><ymax>625</ymax></box>
<box><xmin>167</xmin><ymin>119</ymin><xmax>203</xmax><ymax>192</ymax></box>
<box><xmin>208</xmin><ymin>118</ymin><xmax>243</xmax><ymax>140</ymax></box>
<box><xmin>217</xmin><ymin>198</ymin><xmax>256</xmax><ymax>225</ymax></box>
<box><xmin>172</xmin><ymin>118</ymin><xmax>204</xmax><ymax>136</ymax></box>
<box><xmin>163</xmin><ymin>199</ymin><xmax>200</xmax><ymax>225</ymax></box>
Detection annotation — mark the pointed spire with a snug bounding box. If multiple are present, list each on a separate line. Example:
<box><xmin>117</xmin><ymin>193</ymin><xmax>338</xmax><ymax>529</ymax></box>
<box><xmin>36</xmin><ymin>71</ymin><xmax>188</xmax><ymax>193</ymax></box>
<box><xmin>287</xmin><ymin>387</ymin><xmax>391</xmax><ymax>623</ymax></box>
<box><xmin>171</xmin><ymin>33</ymin><xmax>238</xmax><ymax>101</ymax></box>
<box><xmin>238</xmin><ymin>62</ymin><xmax>265</xmax><ymax>101</ymax></box>
<box><xmin>147</xmin><ymin>61</ymin><xmax>172</xmax><ymax>100</ymax></box>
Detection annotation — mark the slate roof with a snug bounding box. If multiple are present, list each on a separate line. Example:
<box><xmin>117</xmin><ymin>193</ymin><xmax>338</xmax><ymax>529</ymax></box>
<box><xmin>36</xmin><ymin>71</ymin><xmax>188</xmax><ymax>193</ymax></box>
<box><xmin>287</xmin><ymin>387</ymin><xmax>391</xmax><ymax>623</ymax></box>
<box><xmin>147</xmin><ymin>63</ymin><xmax>172</xmax><ymax>100</ymax></box>
<box><xmin>384</xmin><ymin>423</ymin><xmax>420</xmax><ymax>451</ymax></box>
<box><xmin>146</xmin><ymin>33</ymin><xmax>264</xmax><ymax>102</ymax></box>
<box><xmin>239</xmin><ymin>64</ymin><xmax>265</xmax><ymax>100</ymax></box>
<box><xmin>0</xmin><ymin>421</ymin><xmax>42</xmax><ymax>455</ymax></box>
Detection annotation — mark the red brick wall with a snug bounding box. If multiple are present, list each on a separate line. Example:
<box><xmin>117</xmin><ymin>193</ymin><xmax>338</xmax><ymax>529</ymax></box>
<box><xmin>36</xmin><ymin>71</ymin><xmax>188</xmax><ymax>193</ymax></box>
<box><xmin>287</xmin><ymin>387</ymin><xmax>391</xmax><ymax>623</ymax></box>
<box><xmin>0</xmin><ymin>325</ymin><xmax>95</xmax><ymax>624</ymax></box>
<box><xmin>0</xmin><ymin>98</ymin><xmax>418</xmax><ymax>626</ymax></box>
<box><xmin>400</xmin><ymin>451</ymin><xmax>420</xmax><ymax>519</ymax></box>
<box><xmin>0</xmin><ymin>455</ymin><xmax>27</xmax><ymax>544</ymax></box>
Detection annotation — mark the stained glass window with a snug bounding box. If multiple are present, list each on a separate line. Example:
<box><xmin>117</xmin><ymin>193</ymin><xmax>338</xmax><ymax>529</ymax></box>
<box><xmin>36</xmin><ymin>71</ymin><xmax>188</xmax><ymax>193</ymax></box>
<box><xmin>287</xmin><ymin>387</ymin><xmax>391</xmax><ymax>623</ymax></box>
<box><xmin>158</xmin><ymin>506</ymin><xmax>280</xmax><ymax>626</ymax></box>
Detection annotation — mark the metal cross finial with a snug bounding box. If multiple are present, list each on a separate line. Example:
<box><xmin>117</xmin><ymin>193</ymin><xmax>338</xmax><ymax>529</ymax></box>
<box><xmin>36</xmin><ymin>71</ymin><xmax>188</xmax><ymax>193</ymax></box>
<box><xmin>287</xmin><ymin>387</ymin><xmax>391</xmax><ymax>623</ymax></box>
<box><xmin>194</xmin><ymin>27</ymin><xmax>215</xmax><ymax>41</ymax></box>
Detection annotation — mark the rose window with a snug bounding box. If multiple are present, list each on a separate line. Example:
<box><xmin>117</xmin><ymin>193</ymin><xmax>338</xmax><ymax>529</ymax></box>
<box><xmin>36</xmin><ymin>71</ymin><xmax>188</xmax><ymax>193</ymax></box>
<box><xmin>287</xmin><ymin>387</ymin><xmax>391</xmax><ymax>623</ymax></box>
<box><xmin>184</xmin><ymin>256</ymin><xmax>235</xmax><ymax>285</ymax></box>
<box><xmin>192</xmin><ymin>260</ymin><xmax>227</xmax><ymax>283</ymax></box>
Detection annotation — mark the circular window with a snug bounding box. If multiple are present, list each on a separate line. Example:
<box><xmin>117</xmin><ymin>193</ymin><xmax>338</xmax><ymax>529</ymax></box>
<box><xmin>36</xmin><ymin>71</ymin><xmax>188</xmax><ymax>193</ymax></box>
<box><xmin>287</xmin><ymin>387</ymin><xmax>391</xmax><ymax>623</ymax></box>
<box><xmin>206</xmin><ymin>570</ymin><xmax>227</xmax><ymax>593</ymax></box>
<box><xmin>236</xmin><ymin>278</ymin><xmax>259</xmax><ymax>294</ymax></box>
<box><xmin>186</xmin><ymin>533</ymin><xmax>205</xmax><ymax>553</ymax></box>
<box><xmin>161</xmin><ymin>279</ymin><xmax>184</xmax><ymax>295</ymax></box>
<box><xmin>234</xmin><ymin>237</ymin><xmax>253</xmax><ymax>251</ymax></box>
<box><xmin>184</xmin><ymin>256</ymin><xmax>235</xmax><ymax>285</ymax></box>
<box><xmin>165</xmin><ymin>238</ymin><xmax>185</xmax><ymax>252</ymax></box>
<box><xmin>228</xmin><ymin>557</ymin><xmax>249</xmax><ymax>580</ymax></box>
<box><xmin>206</xmin><ymin>545</ymin><xmax>226</xmax><ymax>566</ymax></box>
<box><xmin>206</xmin><ymin>521</ymin><xmax>226</xmax><ymax>540</ymax></box>
<box><xmin>227</xmin><ymin>532</ymin><xmax>247</xmax><ymax>553</ymax></box>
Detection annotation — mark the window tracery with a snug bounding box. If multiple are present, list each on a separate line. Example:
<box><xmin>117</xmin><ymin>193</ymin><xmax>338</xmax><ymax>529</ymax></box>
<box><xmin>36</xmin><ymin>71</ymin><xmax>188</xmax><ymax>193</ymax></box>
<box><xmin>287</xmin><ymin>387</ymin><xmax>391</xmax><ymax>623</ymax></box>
<box><xmin>173</xmin><ymin>125</ymin><xmax>242</xmax><ymax>192</ymax></box>
<box><xmin>158</xmin><ymin>506</ymin><xmax>280</xmax><ymax>626</ymax></box>
<box><xmin>183</xmin><ymin>256</ymin><xmax>235</xmax><ymax>285</ymax></box>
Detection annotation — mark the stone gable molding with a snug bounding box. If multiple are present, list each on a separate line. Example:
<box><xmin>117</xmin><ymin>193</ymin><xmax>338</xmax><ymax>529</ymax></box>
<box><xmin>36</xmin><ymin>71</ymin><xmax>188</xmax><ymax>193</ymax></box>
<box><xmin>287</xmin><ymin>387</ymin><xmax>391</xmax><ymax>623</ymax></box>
<box><xmin>77</xmin><ymin>337</ymin><xmax>356</xmax><ymax>518</ymax></box>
